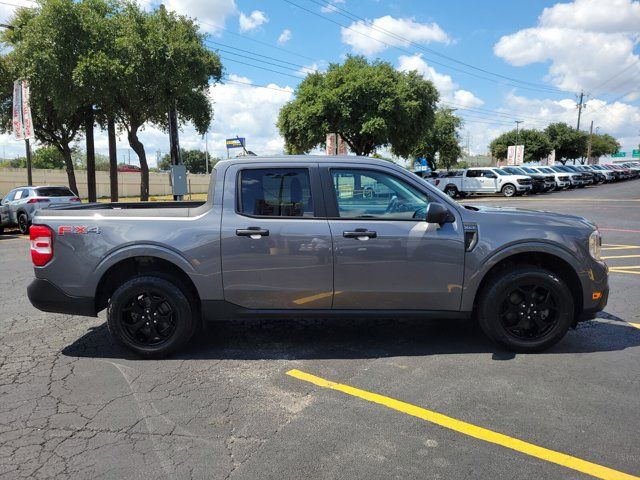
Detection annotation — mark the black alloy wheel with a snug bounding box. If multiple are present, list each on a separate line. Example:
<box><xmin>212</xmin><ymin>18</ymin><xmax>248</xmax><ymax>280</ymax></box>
<box><xmin>499</xmin><ymin>284</ymin><xmax>558</xmax><ymax>340</ymax></box>
<box><xmin>18</xmin><ymin>213</ymin><xmax>29</xmax><ymax>235</ymax></box>
<box><xmin>120</xmin><ymin>290</ymin><xmax>176</xmax><ymax>347</ymax></box>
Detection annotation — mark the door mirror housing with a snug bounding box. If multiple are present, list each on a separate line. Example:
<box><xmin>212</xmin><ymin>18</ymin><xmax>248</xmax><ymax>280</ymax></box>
<box><xmin>484</xmin><ymin>173</ymin><xmax>497</xmax><ymax>179</ymax></box>
<box><xmin>426</xmin><ymin>202</ymin><xmax>454</xmax><ymax>225</ymax></box>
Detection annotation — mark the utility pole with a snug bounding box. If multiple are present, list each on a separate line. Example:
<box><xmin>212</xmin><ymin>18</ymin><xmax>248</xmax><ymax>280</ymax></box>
<box><xmin>576</xmin><ymin>90</ymin><xmax>586</xmax><ymax>130</ymax></box>
<box><xmin>586</xmin><ymin>120</ymin><xmax>594</xmax><ymax>165</ymax></box>
<box><xmin>204</xmin><ymin>132</ymin><xmax>209</xmax><ymax>174</ymax></box>
<box><xmin>515</xmin><ymin>120</ymin><xmax>523</xmax><ymax>145</ymax></box>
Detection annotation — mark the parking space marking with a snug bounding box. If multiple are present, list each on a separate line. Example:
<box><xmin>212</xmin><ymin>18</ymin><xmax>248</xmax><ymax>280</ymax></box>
<box><xmin>601</xmin><ymin>254</ymin><xmax>640</xmax><ymax>260</ymax></box>
<box><xmin>609</xmin><ymin>268</ymin><xmax>640</xmax><ymax>276</ymax></box>
<box><xmin>602</xmin><ymin>244</ymin><xmax>640</xmax><ymax>251</ymax></box>
<box><xmin>600</xmin><ymin>228</ymin><xmax>640</xmax><ymax>234</ymax></box>
<box><xmin>287</xmin><ymin>369</ymin><xmax>640</xmax><ymax>480</ymax></box>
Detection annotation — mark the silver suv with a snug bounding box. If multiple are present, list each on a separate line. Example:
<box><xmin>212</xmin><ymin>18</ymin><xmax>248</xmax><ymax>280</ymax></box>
<box><xmin>0</xmin><ymin>186</ymin><xmax>80</xmax><ymax>234</ymax></box>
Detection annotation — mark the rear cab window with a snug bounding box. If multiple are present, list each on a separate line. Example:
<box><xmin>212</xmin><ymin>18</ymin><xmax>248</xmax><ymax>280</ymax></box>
<box><xmin>238</xmin><ymin>168</ymin><xmax>315</xmax><ymax>217</ymax></box>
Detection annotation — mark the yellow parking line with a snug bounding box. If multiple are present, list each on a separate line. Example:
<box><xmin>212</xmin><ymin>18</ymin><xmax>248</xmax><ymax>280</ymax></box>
<box><xmin>601</xmin><ymin>254</ymin><xmax>640</xmax><ymax>260</ymax></box>
<box><xmin>287</xmin><ymin>369</ymin><xmax>639</xmax><ymax>480</ymax></box>
<box><xmin>609</xmin><ymin>265</ymin><xmax>640</xmax><ymax>270</ymax></box>
<box><xmin>602</xmin><ymin>245</ymin><xmax>640</xmax><ymax>251</ymax></box>
<box><xmin>609</xmin><ymin>269</ymin><xmax>640</xmax><ymax>276</ymax></box>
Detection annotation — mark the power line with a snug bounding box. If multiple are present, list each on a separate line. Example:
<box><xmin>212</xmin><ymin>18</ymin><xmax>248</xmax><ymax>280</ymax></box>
<box><xmin>206</xmin><ymin>40</ymin><xmax>316</xmax><ymax>72</ymax></box>
<box><xmin>218</xmin><ymin>56</ymin><xmax>305</xmax><ymax>80</ymax></box>
<box><xmin>198</xmin><ymin>20</ymin><xmax>317</xmax><ymax>63</ymax></box>
<box><xmin>283</xmin><ymin>0</ymin><xmax>570</xmax><ymax>96</ymax></box>
<box><xmin>308</xmin><ymin>0</ymin><xmax>569</xmax><ymax>95</ymax></box>
<box><xmin>589</xmin><ymin>60</ymin><xmax>640</xmax><ymax>97</ymax></box>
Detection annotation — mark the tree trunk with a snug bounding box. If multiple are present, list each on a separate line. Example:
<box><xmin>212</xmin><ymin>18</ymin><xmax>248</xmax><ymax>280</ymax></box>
<box><xmin>127</xmin><ymin>127</ymin><xmax>149</xmax><ymax>201</ymax></box>
<box><xmin>85</xmin><ymin>109</ymin><xmax>97</xmax><ymax>202</ymax></box>
<box><xmin>61</xmin><ymin>144</ymin><xmax>79</xmax><ymax>196</ymax></box>
<box><xmin>107</xmin><ymin>117</ymin><xmax>118</xmax><ymax>202</ymax></box>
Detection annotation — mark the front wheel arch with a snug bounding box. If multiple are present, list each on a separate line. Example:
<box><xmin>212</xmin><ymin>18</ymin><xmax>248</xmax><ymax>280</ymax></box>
<box><xmin>472</xmin><ymin>251</ymin><xmax>583</xmax><ymax>324</ymax></box>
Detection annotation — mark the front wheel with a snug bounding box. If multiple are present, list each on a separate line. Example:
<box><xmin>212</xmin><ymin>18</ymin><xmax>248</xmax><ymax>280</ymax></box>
<box><xmin>18</xmin><ymin>212</ymin><xmax>30</xmax><ymax>235</ymax></box>
<box><xmin>501</xmin><ymin>184</ymin><xmax>517</xmax><ymax>197</ymax></box>
<box><xmin>107</xmin><ymin>275</ymin><xmax>196</xmax><ymax>358</ymax></box>
<box><xmin>477</xmin><ymin>266</ymin><xmax>574</xmax><ymax>352</ymax></box>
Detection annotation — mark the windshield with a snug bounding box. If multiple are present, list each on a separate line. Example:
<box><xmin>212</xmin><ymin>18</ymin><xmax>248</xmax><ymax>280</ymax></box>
<box><xmin>492</xmin><ymin>168</ymin><xmax>509</xmax><ymax>176</ymax></box>
<box><xmin>539</xmin><ymin>168</ymin><xmax>554</xmax><ymax>173</ymax></box>
<box><xmin>521</xmin><ymin>167</ymin><xmax>537</xmax><ymax>173</ymax></box>
<box><xmin>504</xmin><ymin>167</ymin><xmax>525</xmax><ymax>175</ymax></box>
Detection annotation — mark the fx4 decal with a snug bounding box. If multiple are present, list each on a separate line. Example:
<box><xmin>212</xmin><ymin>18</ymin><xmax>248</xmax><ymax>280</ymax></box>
<box><xmin>58</xmin><ymin>226</ymin><xmax>101</xmax><ymax>235</ymax></box>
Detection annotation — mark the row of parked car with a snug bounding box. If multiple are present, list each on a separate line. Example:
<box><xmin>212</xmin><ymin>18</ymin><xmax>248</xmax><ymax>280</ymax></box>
<box><xmin>420</xmin><ymin>161</ymin><xmax>640</xmax><ymax>198</ymax></box>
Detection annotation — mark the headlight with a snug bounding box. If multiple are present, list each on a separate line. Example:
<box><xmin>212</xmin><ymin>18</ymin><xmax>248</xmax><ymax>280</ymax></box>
<box><xmin>589</xmin><ymin>230</ymin><xmax>601</xmax><ymax>260</ymax></box>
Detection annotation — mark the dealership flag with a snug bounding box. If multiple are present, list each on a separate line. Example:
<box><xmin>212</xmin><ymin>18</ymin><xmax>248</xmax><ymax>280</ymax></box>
<box><xmin>12</xmin><ymin>80</ymin><xmax>34</xmax><ymax>141</ymax></box>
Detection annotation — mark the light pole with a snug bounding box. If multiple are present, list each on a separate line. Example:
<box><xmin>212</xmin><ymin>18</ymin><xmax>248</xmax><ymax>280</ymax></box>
<box><xmin>204</xmin><ymin>132</ymin><xmax>209</xmax><ymax>174</ymax></box>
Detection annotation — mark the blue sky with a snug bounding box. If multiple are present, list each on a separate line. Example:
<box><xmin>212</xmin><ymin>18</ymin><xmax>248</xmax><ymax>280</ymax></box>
<box><xmin>0</xmin><ymin>0</ymin><xmax>638</xmax><ymax>164</ymax></box>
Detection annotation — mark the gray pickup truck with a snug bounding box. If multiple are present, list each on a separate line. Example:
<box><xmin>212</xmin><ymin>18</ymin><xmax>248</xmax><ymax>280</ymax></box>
<box><xmin>27</xmin><ymin>156</ymin><xmax>608</xmax><ymax>357</ymax></box>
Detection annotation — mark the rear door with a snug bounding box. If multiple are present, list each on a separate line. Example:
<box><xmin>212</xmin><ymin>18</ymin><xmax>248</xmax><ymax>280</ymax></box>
<box><xmin>221</xmin><ymin>162</ymin><xmax>333</xmax><ymax>309</ymax></box>
<box><xmin>322</xmin><ymin>164</ymin><xmax>465</xmax><ymax>311</ymax></box>
<box><xmin>462</xmin><ymin>169</ymin><xmax>482</xmax><ymax>192</ymax></box>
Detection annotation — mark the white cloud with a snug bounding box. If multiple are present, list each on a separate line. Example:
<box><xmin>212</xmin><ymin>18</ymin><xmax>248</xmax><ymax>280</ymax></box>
<box><xmin>321</xmin><ymin>0</ymin><xmax>346</xmax><ymax>13</ymax></box>
<box><xmin>206</xmin><ymin>75</ymin><xmax>293</xmax><ymax>158</ymax></box>
<box><xmin>342</xmin><ymin>16</ymin><xmax>450</xmax><ymax>56</ymax></box>
<box><xmin>398</xmin><ymin>54</ymin><xmax>484</xmax><ymax>108</ymax></box>
<box><xmin>239</xmin><ymin>10</ymin><xmax>268</xmax><ymax>33</ymax></box>
<box><xmin>278</xmin><ymin>29</ymin><xmax>292</xmax><ymax>45</ymax></box>
<box><xmin>494</xmin><ymin>0</ymin><xmax>640</xmax><ymax>95</ymax></box>
<box><xmin>163</xmin><ymin>0</ymin><xmax>237</xmax><ymax>34</ymax></box>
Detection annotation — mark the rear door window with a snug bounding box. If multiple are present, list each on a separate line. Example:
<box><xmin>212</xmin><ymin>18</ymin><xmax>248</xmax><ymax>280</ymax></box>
<box><xmin>239</xmin><ymin>168</ymin><xmax>315</xmax><ymax>217</ymax></box>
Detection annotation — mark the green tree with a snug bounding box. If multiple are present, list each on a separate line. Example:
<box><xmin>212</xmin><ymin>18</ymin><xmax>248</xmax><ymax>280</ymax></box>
<box><xmin>412</xmin><ymin>107</ymin><xmax>463</xmax><ymax>171</ymax></box>
<box><xmin>108</xmin><ymin>3</ymin><xmax>221</xmax><ymax>201</ymax></box>
<box><xmin>277</xmin><ymin>55</ymin><xmax>438</xmax><ymax>157</ymax></box>
<box><xmin>544</xmin><ymin>122</ymin><xmax>588</xmax><ymax>164</ymax></box>
<box><xmin>0</xmin><ymin>0</ymin><xmax>116</xmax><ymax>195</ymax></box>
<box><xmin>158</xmin><ymin>149</ymin><xmax>217</xmax><ymax>173</ymax></box>
<box><xmin>590</xmin><ymin>133</ymin><xmax>621</xmax><ymax>161</ymax></box>
<box><xmin>32</xmin><ymin>145</ymin><xmax>65</xmax><ymax>169</ymax></box>
<box><xmin>489</xmin><ymin>129</ymin><xmax>552</xmax><ymax>163</ymax></box>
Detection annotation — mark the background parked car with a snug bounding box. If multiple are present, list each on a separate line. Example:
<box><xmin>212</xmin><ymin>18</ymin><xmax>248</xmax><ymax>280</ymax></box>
<box><xmin>0</xmin><ymin>186</ymin><xmax>80</xmax><ymax>234</ymax></box>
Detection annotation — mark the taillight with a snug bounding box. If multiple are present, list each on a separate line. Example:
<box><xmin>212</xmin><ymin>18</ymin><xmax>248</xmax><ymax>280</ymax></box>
<box><xmin>70</xmin><ymin>197</ymin><xmax>81</xmax><ymax>202</ymax></box>
<box><xmin>435</xmin><ymin>179</ymin><xmax>440</xmax><ymax>186</ymax></box>
<box><xmin>27</xmin><ymin>198</ymin><xmax>50</xmax><ymax>204</ymax></box>
<box><xmin>29</xmin><ymin>225</ymin><xmax>53</xmax><ymax>267</ymax></box>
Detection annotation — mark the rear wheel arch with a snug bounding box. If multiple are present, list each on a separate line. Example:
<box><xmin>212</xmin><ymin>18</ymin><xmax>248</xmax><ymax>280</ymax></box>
<box><xmin>95</xmin><ymin>256</ymin><xmax>201</xmax><ymax>316</ymax></box>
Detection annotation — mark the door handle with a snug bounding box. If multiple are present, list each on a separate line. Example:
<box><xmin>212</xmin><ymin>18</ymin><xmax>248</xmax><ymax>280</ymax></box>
<box><xmin>343</xmin><ymin>228</ymin><xmax>377</xmax><ymax>239</ymax></box>
<box><xmin>236</xmin><ymin>227</ymin><xmax>269</xmax><ymax>238</ymax></box>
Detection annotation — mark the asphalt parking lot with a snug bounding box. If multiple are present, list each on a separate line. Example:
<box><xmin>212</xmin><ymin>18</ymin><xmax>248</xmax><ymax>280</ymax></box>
<box><xmin>1</xmin><ymin>180</ymin><xmax>639</xmax><ymax>480</ymax></box>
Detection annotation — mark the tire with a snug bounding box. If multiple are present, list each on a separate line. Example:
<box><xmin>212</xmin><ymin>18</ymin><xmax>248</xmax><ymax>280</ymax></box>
<box><xmin>17</xmin><ymin>212</ymin><xmax>30</xmax><ymax>235</ymax></box>
<box><xmin>107</xmin><ymin>275</ymin><xmax>196</xmax><ymax>358</ymax></box>
<box><xmin>501</xmin><ymin>184</ymin><xmax>516</xmax><ymax>197</ymax></box>
<box><xmin>444</xmin><ymin>185</ymin><xmax>459</xmax><ymax>198</ymax></box>
<box><xmin>477</xmin><ymin>266</ymin><xmax>574</xmax><ymax>352</ymax></box>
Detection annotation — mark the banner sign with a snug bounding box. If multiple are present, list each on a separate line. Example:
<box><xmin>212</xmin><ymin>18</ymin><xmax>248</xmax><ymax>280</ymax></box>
<box><xmin>507</xmin><ymin>145</ymin><xmax>516</xmax><ymax>165</ymax></box>
<box><xmin>226</xmin><ymin>137</ymin><xmax>246</xmax><ymax>149</ymax></box>
<box><xmin>546</xmin><ymin>149</ymin><xmax>556</xmax><ymax>166</ymax></box>
<box><xmin>12</xmin><ymin>80</ymin><xmax>34</xmax><ymax>141</ymax></box>
<box><xmin>515</xmin><ymin>145</ymin><xmax>525</xmax><ymax>165</ymax></box>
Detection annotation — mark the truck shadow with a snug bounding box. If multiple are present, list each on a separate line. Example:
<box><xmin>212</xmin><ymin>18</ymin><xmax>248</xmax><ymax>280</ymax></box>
<box><xmin>62</xmin><ymin>315</ymin><xmax>640</xmax><ymax>361</ymax></box>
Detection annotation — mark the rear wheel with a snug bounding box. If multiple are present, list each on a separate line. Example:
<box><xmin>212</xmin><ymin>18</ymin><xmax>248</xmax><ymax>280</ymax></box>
<box><xmin>477</xmin><ymin>266</ymin><xmax>574</xmax><ymax>352</ymax></box>
<box><xmin>444</xmin><ymin>185</ymin><xmax>459</xmax><ymax>198</ymax></box>
<box><xmin>107</xmin><ymin>275</ymin><xmax>196</xmax><ymax>358</ymax></box>
<box><xmin>17</xmin><ymin>212</ymin><xmax>30</xmax><ymax>235</ymax></box>
<box><xmin>501</xmin><ymin>184</ymin><xmax>516</xmax><ymax>197</ymax></box>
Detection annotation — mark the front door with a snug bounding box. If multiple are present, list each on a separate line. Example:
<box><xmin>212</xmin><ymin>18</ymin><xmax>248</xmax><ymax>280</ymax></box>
<box><xmin>324</xmin><ymin>166</ymin><xmax>465</xmax><ymax>311</ymax></box>
<box><xmin>221</xmin><ymin>163</ymin><xmax>333</xmax><ymax>309</ymax></box>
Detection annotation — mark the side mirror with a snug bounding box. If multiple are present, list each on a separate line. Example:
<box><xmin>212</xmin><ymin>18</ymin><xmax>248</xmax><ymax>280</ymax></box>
<box><xmin>485</xmin><ymin>173</ymin><xmax>497</xmax><ymax>179</ymax></box>
<box><xmin>426</xmin><ymin>202</ymin><xmax>454</xmax><ymax>225</ymax></box>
